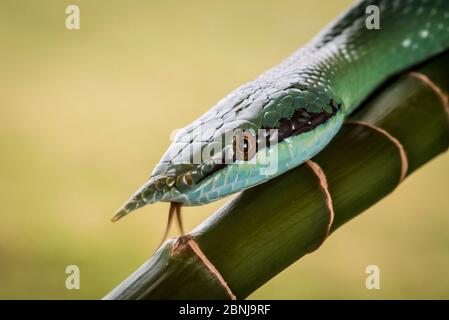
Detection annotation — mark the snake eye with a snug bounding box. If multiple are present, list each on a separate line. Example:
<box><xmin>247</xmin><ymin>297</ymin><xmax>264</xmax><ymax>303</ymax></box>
<box><xmin>233</xmin><ymin>131</ymin><xmax>257</xmax><ymax>161</ymax></box>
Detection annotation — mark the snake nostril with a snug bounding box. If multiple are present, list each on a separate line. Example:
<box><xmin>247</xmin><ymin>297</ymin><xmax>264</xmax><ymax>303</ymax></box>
<box><xmin>183</xmin><ymin>174</ymin><xmax>195</xmax><ymax>186</ymax></box>
<box><xmin>176</xmin><ymin>173</ymin><xmax>195</xmax><ymax>189</ymax></box>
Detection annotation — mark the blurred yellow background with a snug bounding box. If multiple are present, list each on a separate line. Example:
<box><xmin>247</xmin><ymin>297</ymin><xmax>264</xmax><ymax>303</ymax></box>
<box><xmin>0</xmin><ymin>0</ymin><xmax>448</xmax><ymax>299</ymax></box>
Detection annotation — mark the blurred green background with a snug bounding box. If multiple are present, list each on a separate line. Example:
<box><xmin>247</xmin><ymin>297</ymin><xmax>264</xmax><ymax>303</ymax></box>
<box><xmin>0</xmin><ymin>0</ymin><xmax>448</xmax><ymax>299</ymax></box>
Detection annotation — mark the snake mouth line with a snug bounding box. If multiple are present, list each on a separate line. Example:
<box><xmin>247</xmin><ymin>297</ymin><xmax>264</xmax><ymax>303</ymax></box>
<box><xmin>261</xmin><ymin>99</ymin><xmax>341</xmax><ymax>144</ymax></box>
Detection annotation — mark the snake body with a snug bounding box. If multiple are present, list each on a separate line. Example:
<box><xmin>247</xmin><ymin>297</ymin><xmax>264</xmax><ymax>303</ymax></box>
<box><xmin>113</xmin><ymin>0</ymin><xmax>449</xmax><ymax>221</ymax></box>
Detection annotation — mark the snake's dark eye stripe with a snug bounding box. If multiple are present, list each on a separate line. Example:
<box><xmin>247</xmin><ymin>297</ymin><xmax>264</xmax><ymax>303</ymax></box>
<box><xmin>263</xmin><ymin>101</ymin><xmax>341</xmax><ymax>145</ymax></box>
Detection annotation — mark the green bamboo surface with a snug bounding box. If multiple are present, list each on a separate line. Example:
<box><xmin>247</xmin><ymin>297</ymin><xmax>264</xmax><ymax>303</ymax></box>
<box><xmin>106</xmin><ymin>51</ymin><xmax>449</xmax><ymax>300</ymax></box>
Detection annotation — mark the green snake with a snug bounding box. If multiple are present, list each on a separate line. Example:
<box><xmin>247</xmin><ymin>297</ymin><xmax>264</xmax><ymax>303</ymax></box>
<box><xmin>113</xmin><ymin>0</ymin><xmax>449</xmax><ymax>224</ymax></box>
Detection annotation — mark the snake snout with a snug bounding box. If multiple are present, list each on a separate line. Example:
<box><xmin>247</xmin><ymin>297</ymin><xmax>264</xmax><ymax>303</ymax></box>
<box><xmin>111</xmin><ymin>176</ymin><xmax>172</xmax><ymax>222</ymax></box>
<box><xmin>111</xmin><ymin>172</ymin><xmax>200</xmax><ymax>222</ymax></box>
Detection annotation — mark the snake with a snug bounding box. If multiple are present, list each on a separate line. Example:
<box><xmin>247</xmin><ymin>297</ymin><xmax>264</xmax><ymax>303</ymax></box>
<box><xmin>112</xmin><ymin>0</ymin><xmax>449</xmax><ymax>233</ymax></box>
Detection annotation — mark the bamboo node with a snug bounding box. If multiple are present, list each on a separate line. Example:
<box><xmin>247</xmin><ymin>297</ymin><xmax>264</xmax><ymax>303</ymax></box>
<box><xmin>305</xmin><ymin>160</ymin><xmax>335</xmax><ymax>251</ymax></box>
<box><xmin>408</xmin><ymin>71</ymin><xmax>449</xmax><ymax>126</ymax></box>
<box><xmin>345</xmin><ymin>121</ymin><xmax>408</xmax><ymax>184</ymax></box>
<box><xmin>171</xmin><ymin>235</ymin><xmax>237</xmax><ymax>300</ymax></box>
<box><xmin>170</xmin><ymin>235</ymin><xmax>191</xmax><ymax>256</ymax></box>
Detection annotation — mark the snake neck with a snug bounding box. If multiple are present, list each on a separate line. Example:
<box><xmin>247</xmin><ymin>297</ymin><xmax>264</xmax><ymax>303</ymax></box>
<box><xmin>266</xmin><ymin>0</ymin><xmax>449</xmax><ymax>115</ymax></box>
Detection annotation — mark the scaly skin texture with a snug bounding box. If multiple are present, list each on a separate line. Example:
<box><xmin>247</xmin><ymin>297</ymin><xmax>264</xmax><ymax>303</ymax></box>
<box><xmin>113</xmin><ymin>0</ymin><xmax>449</xmax><ymax>220</ymax></box>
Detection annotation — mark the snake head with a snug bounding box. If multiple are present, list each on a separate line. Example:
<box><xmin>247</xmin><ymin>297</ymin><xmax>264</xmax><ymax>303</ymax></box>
<box><xmin>113</xmin><ymin>79</ymin><xmax>345</xmax><ymax>221</ymax></box>
<box><xmin>112</xmin><ymin>111</ymin><xmax>261</xmax><ymax>221</ymax></box>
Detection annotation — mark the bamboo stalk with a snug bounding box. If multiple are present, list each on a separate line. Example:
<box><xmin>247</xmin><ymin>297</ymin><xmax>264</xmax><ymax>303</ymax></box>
<box><xmin>104</xmin><ymin>51</ymin><xmax>449</xmax><ymax>300</ymax></box>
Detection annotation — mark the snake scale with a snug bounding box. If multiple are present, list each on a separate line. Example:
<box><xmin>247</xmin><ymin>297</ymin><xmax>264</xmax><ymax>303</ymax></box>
<box><xmin>113</xmin><ymin>0</ymin><xmax>449</xmax><ymax>226</ymax></box>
